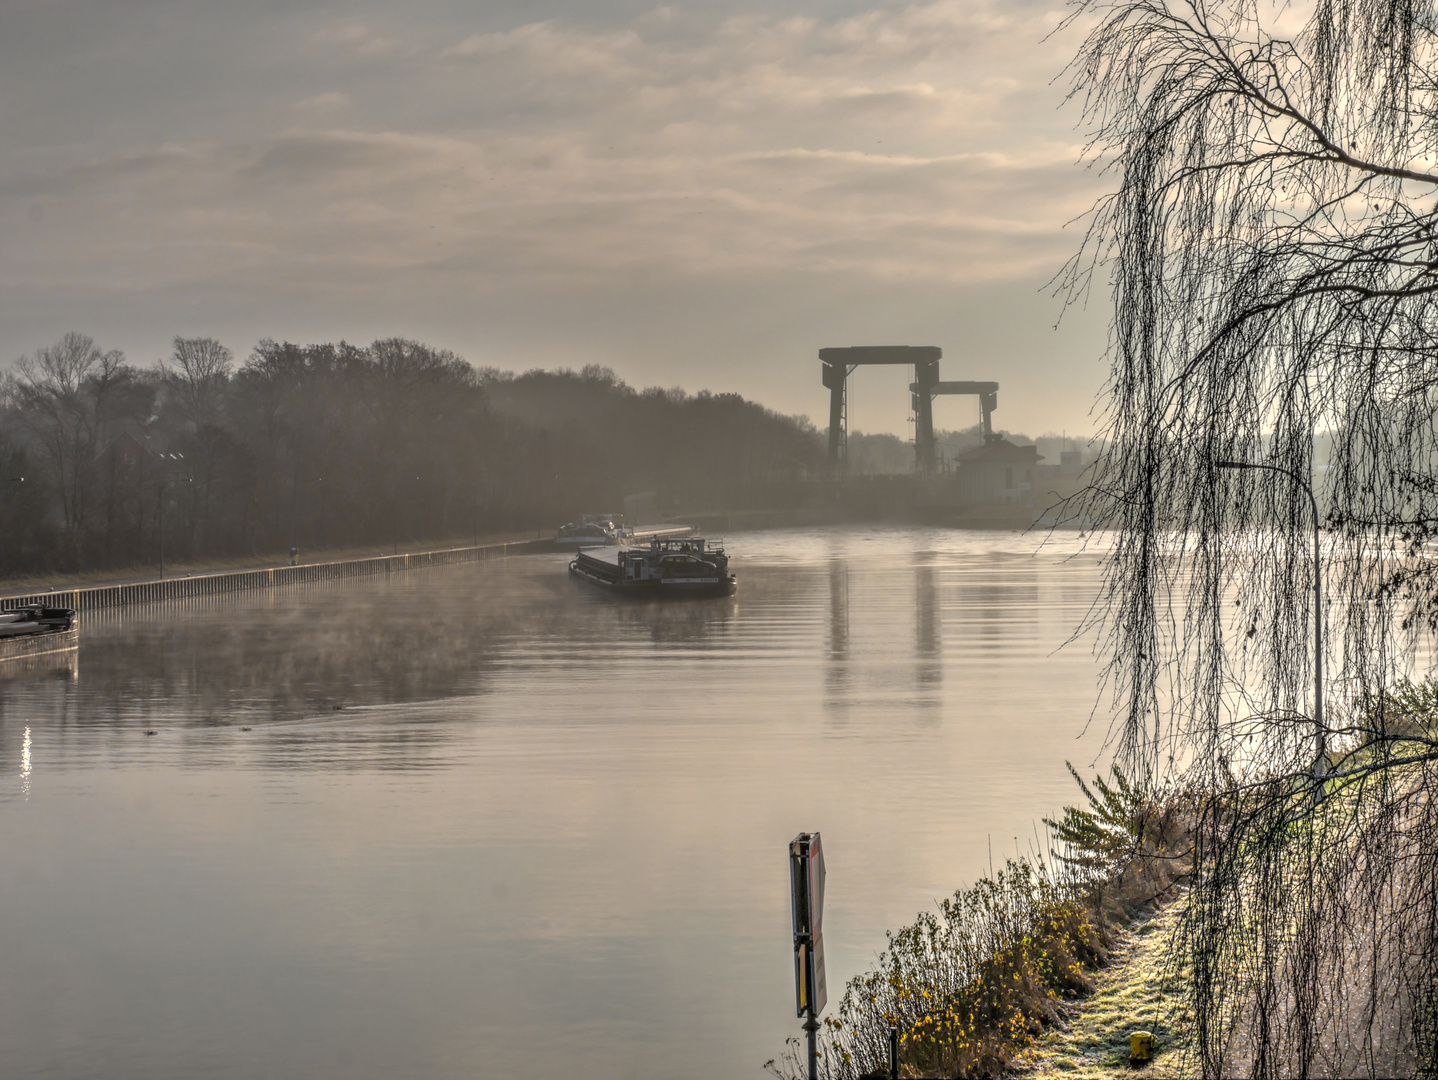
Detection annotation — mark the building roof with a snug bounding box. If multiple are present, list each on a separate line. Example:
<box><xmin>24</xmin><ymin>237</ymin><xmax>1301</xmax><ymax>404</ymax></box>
<box><xmin>95</xmin><ymin>422</ymin><xmax>170</xmax><ymax>464</ymax></box>
<box><xmin>956</xmin><ymin>438</ymin><xmax>1042</xmax><ymax>466</ymax></box>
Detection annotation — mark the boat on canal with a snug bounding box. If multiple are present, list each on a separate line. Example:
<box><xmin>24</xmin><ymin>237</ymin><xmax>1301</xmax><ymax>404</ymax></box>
<box><xmin>554</xmin><ymin>513</ymin><xmax>631</xmax><ymax>546</ymax></box>
<box><xmin>0</xmin><ymin>605</ymin><xmax>78</xmax><ymax>662</ymax></box>
<box><xmin>569</xmin><ymin>536</ymin><xmax>736</xmax><ymax>598</ymax></box>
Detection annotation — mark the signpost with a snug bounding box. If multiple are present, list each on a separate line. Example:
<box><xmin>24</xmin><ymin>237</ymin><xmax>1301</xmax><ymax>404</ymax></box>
<box><xmin>790</xmin><ymin>832</ymin><xmax>826</xmax><ymax>1080</ymax></box>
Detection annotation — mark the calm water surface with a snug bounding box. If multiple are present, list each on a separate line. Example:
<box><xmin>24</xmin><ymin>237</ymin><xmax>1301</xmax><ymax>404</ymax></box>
<box><xmin>0</xmin><ymin>526</ymin><xmax>1109</xmax><ymax>1079</ymax></box>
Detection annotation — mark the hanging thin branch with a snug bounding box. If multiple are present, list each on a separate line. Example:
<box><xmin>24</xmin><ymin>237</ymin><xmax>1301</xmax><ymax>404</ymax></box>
<box><xmin>1066</xmin><ymin>0</ymin><xmax>1438</xmax><ymax>1074</ymax></box>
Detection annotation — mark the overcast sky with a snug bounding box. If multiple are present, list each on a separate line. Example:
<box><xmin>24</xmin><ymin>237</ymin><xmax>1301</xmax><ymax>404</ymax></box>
<box><xmin>1</xmin><ymin>0</ymin><xmax>1111</xmax><ymax>436</ymax></box>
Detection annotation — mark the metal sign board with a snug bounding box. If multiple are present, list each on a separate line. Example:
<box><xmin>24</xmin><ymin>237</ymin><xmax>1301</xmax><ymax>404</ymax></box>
<box><xmin>790</xmin><ymin>832</ymin><xmax>827</xmax><ymax>1017</ymax></box>
<box><xmin>809</xmin><ymin>928</ymin><xmax>827</xmax><ymax>1016</ymax></box>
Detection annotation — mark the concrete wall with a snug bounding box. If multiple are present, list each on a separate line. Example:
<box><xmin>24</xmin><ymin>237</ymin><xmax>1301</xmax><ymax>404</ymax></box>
<box><xmin>0</xmin><ymin>540</ymin><xmax>554</xmax><ymax>614</ymax></box>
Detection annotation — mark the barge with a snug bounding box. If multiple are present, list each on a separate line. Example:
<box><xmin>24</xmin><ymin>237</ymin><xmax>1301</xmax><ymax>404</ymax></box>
<box><xmin>0</xmin><ymin>605</ymin><xmax>78</xmax><ymax>663</ymax></box>
<box><xmin>555</xmin><ymin>513</ymin><xmax>631</xmax><ymax>546</ymax></box>
<box><xmin>569</xmin><ymin>537</ymin><xmax>736</xmax><ymax>598</ymax></box>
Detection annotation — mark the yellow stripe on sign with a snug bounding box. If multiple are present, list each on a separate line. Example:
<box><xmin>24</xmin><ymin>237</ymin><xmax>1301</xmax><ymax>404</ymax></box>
<box><xmin>798</xmin><ymin>943</ymin><xmax>808</xmax><ymax>1009</ymax></box>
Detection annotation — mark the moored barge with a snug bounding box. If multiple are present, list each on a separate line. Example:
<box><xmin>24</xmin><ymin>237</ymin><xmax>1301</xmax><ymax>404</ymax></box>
<box><xmin>555</xmin><ymin>513</ymin><xmax>631</xmax><ymax>546</ymax></box>
<box><xmin>569</xmin><ymin>537</ymin><xmax>736</xmax><ymax>598</ymax></box>
<box><xmin>0</xmin><ymin>605</ymin><xmax>78</xmax><ymax>663</ymax></box>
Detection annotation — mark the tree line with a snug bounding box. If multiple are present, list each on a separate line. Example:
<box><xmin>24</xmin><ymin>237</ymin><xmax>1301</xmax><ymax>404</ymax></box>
<box><xmin>0</xmin><ymin>333</ymin><xmax>823</xmax><ymax>576</ymax></box>
<box><xmin>844</xmin><ymin>428</ymin><xmax>1087</xmax><ymax>475</ymax></box>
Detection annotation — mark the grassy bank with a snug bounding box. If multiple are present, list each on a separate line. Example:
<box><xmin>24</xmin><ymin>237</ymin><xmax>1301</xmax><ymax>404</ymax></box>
<box><xmin>765</xmin><ymin>769</ymin><xmax>1195</xmax><ymax>1080</ymax></box>
<box><xmin>1013</xmin><ymin>899</ymin><xmax>1191</xmax><ymax>1077</ymax></box>
<box><xmin>1015</xmin><ymin>680</ymin><xmax>1438</xmax><ymax>1079</ymax></box>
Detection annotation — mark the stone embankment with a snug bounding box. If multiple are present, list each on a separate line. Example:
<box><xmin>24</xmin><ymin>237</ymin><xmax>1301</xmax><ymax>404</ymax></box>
<box><xmin>0</xmin><ymin>539</ymin><xmax>555</xmax><ymax>614</ymax></box>
<box><xmin>0</xmin><ymin>523</ymin><xmax>711</xmax><ymax>614</ymax></box>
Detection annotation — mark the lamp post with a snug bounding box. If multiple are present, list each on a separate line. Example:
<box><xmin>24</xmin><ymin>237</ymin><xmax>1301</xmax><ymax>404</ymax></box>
<box><xmin>480</xmin><ymin>480</ymin><xmax>491</xmax><ymax>549</ymax></box>
<box><xmin>392</xmin><ymin>474</ymin><xmax>419</xmax><ymax>557</ymax></box>
<box><xmin>1216</xmin><ymin>460</ymin><xmax>1325</xmax><ymax>774</ymax></box>
<box><xmin>289</xmin><ymin>475</ymin><xmax>324</xmax><ymax>565</ymax></box>
<box><xmin>156</xmin><ymin>458</ymin><xmax>192</xmax><ymax>580</ymax></box>
<box><xmin>3</xmin><ymin>480</ymin><xmax>25</xmax><ymax>584</ymax></box>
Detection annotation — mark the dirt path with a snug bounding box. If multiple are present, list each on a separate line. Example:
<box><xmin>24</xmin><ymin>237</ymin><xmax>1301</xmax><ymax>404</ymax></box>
<box><xmin>1010</xmin><ymin>901</ymin><xmax>1191</xmax><ymax>1078</ymax></box>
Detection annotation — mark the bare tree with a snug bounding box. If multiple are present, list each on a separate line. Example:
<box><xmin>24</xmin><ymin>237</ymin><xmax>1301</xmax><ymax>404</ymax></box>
<box><xmin>158</xmin><ymin>337</ymin><xmax>235</xmax><ymax>551</ymax></box>
<box><xmin>1066</xmin><ymin>0</ymin><xmax>1438</xmax><ymax>1075</ymax></box>
<box><xmin>8</xmin><ymin>332</ymin><xmax>131</xmax><ymax>542</ymax></box>
<box><xmin>159</xmin><ymin>336</ymin><xmax>232</xmax><ymax>433</ymax></box>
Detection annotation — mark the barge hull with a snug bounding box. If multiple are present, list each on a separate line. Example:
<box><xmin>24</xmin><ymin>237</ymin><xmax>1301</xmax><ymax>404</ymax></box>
<box><xmin>568</xmin><ymin>560</ymin><xmax>736</xmax><ymax>598</ymax></box>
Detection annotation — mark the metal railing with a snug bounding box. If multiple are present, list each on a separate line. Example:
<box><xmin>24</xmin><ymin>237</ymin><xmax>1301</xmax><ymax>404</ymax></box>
<box><xmin>0</xmin><ymin>538</ymin><xmax>555</xmax><ymax>614</ymax></box>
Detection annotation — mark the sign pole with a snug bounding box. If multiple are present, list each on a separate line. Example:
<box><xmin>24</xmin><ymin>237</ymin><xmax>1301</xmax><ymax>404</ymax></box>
<box><xmin>790</xmin><ymin>832</ymin><xmax>827</xmax><ymax>1080</ymax></box>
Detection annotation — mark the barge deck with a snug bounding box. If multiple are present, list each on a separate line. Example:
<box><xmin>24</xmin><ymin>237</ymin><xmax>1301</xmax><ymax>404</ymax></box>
<box><xmin>569</xmin><ymin>536</ymin><xmax>735</xmax><ymax>598</ymax></box>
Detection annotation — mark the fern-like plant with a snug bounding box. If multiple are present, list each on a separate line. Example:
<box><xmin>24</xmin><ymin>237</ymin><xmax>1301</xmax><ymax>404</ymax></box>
<box><xmin>1043</xmin><ymin>763</ymin><xmax>1150</xmax><ymax>882</ymax></box>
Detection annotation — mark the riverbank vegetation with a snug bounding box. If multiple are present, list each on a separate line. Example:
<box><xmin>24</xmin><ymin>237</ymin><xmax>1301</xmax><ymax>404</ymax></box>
<box><xmin>771</xmin><ymin>685</ymin><xmax>1438</xmax><ymax>1079</ymax></box>
<box><xmin>0</xmin><ymin>333</ymin><xmax>821</xmax><ymax>576</ymax></box>
<box><xmin>765</xmin><ymin>767</ymin><xmax>1196</xmax><ymax>1079</ymax></box>
<box><xmin>1164</xmin><ymin>680</ymin><xmax>1438</xmax><ymax>1076</ymax></box>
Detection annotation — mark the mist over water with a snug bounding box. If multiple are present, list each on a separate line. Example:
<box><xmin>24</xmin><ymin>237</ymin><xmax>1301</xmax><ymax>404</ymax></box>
<box><xmin>0</xmin><ymin>526</ymin><xmax>1107</xmax><ymax>1079</ymax></box>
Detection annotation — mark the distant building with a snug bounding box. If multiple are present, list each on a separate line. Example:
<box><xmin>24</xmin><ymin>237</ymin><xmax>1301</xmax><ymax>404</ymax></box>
<box><xmin>954</xmin><ymin>439</ymin><xmax>1042</xmax><ymax>506</ymax></box>
<box><xmin>94</xmin><ymin>425</ymin><xmax>156</xmax><ymax>468</ymax></box>
<box><xmin>95</xmin><ymin>423</ymin><xmax>169</xmax><ymax>470</ymax></box>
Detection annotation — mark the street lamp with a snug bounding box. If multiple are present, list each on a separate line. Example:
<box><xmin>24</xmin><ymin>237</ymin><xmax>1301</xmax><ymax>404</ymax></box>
<box><xmin>473</xmin><ymin>479</ymin><xmax>483</xmax><ymax>550</ymax></box>
<box><xmin>2</xmin><ymin>480</ymin><xmax>24</xmax><ymax>585</ymax></box>
<box><xmin>156</xmin><ymin>458</ymin><xmax>192</xmax><ymax>580</ymax></box>
<box><xmin>1216</xmin><ymin>460</ymin><xmax>1325</xmax><ymax>776</ymax></box>
<box><xmin>289</xmin><ymin>475</ymin><xmax>324</xmax><ymax>565</ymax></box>
<box><xmin>393</xmin><ymin>474</ymin><xmax>419</xmax><ymax>556</ymax></box>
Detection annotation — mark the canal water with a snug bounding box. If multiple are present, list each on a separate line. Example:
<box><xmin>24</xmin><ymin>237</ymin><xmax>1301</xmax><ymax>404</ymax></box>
<box><xmin>0</xmin><ymin>526</ymin><xmax>1109</xmax><ymax>1079</ymax></box>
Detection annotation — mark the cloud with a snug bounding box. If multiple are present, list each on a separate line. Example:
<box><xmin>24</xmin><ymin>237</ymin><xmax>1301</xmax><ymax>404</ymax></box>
<box><xmin>294</xmin><ymin>92</ymin><xmax>352</xmax><ymax>114</ymax></box>
<box><xmin>0</xmin><ymin>1</ymin><xmax>1110</xmax><ymax>432</ymax></box>
<box><xmin>311</xmin><ymin>20</ymin><xmax>411</xmax><ymax>60</ymax></box>
<box><xmin>52</xmin><ymin>3</ymin><xmax>1084</xmax><ymax>283</ymax></box>
<box><xmin>438</xmin><ymin>22</ymin><xmax>642</xmax><ymax>74</ymax></box>
<box><xmin>426</xmin><ymin>2</ymin><xmax>1073</xmax><ymax>141</ymax></box>
<box><xmin>2</xmin><ymin>121</ymin><xmax>1092</xmax><ymax>299</ymax></box>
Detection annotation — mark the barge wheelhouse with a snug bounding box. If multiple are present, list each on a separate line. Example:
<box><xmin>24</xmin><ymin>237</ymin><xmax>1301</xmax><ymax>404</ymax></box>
<box><xmin>569</xmin><ymin>537</ymin><xmax>736</xmax><ymax>598</ymax></box>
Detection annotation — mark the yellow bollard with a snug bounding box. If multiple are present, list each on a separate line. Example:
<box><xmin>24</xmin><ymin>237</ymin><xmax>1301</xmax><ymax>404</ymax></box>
<box><xmin>1130</xmin><ymin>1030</ymin><xmax>1154</xmax><ymax>1063</ymax></box>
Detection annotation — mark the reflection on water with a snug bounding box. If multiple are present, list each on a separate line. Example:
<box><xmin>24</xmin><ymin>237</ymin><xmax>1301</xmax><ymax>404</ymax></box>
<box><xmin>0</xmin><ymin>527</ymin><xmax>1107</xmax><ymax>1080</ymax></box>
<box><xmin>826</xmin><ymin>558</ymin><xmax>849</xmax><ymax>703</ymax></box>
<box><xmin>915</xmin><ymin>557</ymin><xmax>941</xmax><ymax>692</ymax></box>
<box><xmin>19</xmin><ymin>725</ymin><xmax>30</xmax><ymax>799</ymax></box>
<box><xmin>0</xmin><ymin>648</ymin><xmax>77</xmax><ymax>684</ymax></box>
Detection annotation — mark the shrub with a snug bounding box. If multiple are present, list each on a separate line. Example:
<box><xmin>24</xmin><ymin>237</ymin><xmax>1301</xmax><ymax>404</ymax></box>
<box><xmin>766</xmin><ymin>767</ymin><xmax>1193</xmax><ymax>1079</ymax></box>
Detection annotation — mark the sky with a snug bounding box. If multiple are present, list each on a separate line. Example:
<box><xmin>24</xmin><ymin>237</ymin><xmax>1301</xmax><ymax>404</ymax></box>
<box><xmin>0</xmin><ymin>0</ymin><xmax>1112</xmax><ymax>437</ymax></box>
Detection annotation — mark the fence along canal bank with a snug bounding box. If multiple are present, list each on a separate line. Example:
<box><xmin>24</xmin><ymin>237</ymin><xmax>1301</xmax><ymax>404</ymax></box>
<box><xmin>0</xmin><ymin>525</ymin><xmax>699</xmax><ymax>614</ymax></box>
